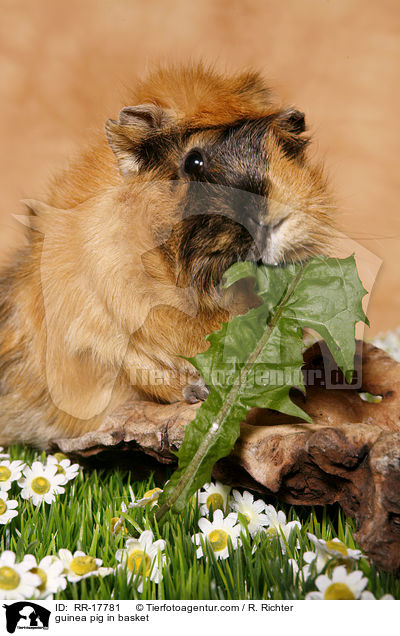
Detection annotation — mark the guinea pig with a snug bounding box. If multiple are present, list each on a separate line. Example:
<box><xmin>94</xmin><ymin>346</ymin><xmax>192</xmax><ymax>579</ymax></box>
<box><xmin>0</xmin><ymin>63</ymin><xmax>334</xmax><ymax>449</ymax></box>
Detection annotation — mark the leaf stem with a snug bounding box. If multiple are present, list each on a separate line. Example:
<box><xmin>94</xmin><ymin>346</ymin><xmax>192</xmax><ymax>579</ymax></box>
<box><xmin>155</xmin><ymin>264</ymin><xmax>307</xmax><ymax>523</ymax></box>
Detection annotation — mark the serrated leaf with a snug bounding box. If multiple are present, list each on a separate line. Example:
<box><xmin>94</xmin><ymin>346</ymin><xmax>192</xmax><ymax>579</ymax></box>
<box><xmin>156</xmin><ymin>255</ymin><xmax>368</xmax><ymax>520</ymax></box>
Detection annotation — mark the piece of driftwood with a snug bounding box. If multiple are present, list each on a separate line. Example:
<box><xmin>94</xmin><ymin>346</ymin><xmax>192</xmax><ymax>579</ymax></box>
<box><xmin>54</xmin><ymin>341</ymin><xmax>400</xmax><ymax>571</ymax></box>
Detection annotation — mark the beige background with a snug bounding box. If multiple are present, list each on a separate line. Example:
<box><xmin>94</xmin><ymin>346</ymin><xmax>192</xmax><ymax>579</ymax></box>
<box><xmin>0</xmin><ymin>0</ymin><xmax>398</xmax><ymax>335</ymax></box>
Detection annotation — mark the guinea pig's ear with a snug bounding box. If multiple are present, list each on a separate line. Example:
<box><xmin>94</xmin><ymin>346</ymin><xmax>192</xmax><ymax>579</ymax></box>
<box><xmin>273</xmin><ymin>108</ymin><xmax>308</xmax><ymax>158</ymax></box>
<box><xmin>276</xmin><ymin>108</ymin><xmax>306</xmax><ymax>134</ymax></box>
<box><xmin>105</xmin><ymin>104</ymin><xmax>174</xmax><ymax>177</ymax></box>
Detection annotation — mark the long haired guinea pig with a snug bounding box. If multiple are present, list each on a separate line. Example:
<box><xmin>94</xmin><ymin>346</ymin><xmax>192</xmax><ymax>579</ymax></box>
<box><xmin>0</xmin><ymin>63</ymin><xmax>334</xmax><ymax>448</ymax></box>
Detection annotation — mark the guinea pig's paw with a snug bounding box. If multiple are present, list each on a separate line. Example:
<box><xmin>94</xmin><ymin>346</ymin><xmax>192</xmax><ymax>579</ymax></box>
<box><xmin>182</xmin><ymin>377</ymin><xmax>210</xmax><ymax>404</ymax></box>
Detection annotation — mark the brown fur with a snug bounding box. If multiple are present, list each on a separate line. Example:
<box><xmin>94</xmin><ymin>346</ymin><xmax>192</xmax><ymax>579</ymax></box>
<box><xmin>0</xmin><ymin>63</ymin><xmax>335</xmax><ymax>448</ymax></box>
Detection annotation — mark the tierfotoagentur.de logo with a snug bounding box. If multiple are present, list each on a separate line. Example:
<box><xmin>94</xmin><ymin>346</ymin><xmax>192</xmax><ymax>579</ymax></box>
<box><xmin>3</xmin><ymin>602</ymin><xmax>50</xmax><ymax>633</ymax></box>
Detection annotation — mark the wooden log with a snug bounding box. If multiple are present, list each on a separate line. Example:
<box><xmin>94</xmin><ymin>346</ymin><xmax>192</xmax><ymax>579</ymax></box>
<box><xmin>54</xmin><ymin>341</ymin><xmax>400</xmax><ymax>571</ymax></box>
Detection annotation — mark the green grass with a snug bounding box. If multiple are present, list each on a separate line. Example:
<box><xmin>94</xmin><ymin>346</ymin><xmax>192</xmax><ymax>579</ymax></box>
<box><xmin>1</xmin><ymin>444</ymin><xmax>399</xmax><ymax>600</ymax></box>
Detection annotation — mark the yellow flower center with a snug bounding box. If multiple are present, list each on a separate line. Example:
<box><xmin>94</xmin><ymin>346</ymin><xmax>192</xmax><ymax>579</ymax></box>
<box><xmin>0</xmin><ymin>566</ymin><xmax>20</xmax><ymax>590</ymax></box>
<box><xmin>54</xmin><ymin>453</ymin><xmax>68</xmax><ymax>462</ymax></box>
<box><xmin>31</xmin><ymin>477</ymin><xmax>50</xmax><ymax>494</ymax></box>
<box><xmin>324</xmin><ymin>582</ymin><xmax>355</xmax><ymax>600</ymax></box>
<box><xmin>70</xmin><ymin>556</ymin><xmax>97</xmax><ymax>576</ymax></box>
<box><xmin>206</xmin><ymin>493</ymin><xmax>224</xmax><ymax>511</ymax></box>
<box><xmin>265</xmin><ymin>526</ymin><xmax>278</xmax><ymax>540</ymax></box>
<box><xmin>110</xmin><ymin>517</ymin><xmax>127</xmax><ymax>535</ymax></box>
<box><xmin>0</xmin><ymin>466</ymin><xmax>11</xmax><ymax>481</ymax></box>
<box><xmin>0</xmin><ymin>499</ymin><xmax>7</xmax><ymax>515</ymax></box>
<box><xmin>326</xmin><ymin>540</ymin><xmax>348</xmax><ymax>556</ymax></box>
<box><xmin>208</xmin><ymin>529</ymin><xmax>228</xmax><ymax>552</ymax></box>
<box><xmin>243</xmin><ymin>513</ymin><xmax>251</xmax><ymax>523</ymax></box>
<box><xmin>127</xmin><ymin>550</ymin><xmax>152</xmax><ymax>576</ymax></box>
<box><xmin>55</xmin><ymin>464</ymin><xmax>66</xmax><ymax>476</ymax></box>
<box><xmin>143</xmin><ymin>488</ymin><xmax>162</xmax><ymax>500</ymax></box>
<box><xmin>30</xmin><ymin>567</ymin><xmax>47</xmax><ymax>593</ymax></box>
<box><xmin>111</xmin><ymin>517</ymin><xmax>120</xmax><ymax>533</ymax></box>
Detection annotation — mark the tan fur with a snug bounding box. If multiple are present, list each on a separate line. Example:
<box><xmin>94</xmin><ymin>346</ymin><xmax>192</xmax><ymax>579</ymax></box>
<box><xmin>0</xmin><ymin>63</ymin><xmax>335</xmax><ymax>448</ymax></box>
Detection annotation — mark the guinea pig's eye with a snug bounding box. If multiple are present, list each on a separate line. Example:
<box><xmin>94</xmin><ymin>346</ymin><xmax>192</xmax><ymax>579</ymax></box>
<box><xmin>183</xmin><ymin>150</ymin><xmax>205</xmax><ymax>178</ymax></box>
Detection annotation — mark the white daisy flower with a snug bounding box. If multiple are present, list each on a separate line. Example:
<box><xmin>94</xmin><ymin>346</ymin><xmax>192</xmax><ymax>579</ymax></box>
<box><xmin>126</xmin><ymin>485</ymin><xmax>136</xmax><ymax>507</ymax></box>
<box><xmin>46</xmin><ymin>454</ymin><xmax>79</xmax><ymax>484</ymax></box>
<box><xmin>58</xmin><ymin>549</ymin><xmax>113</xmax><ymax>583</ymax></box>
<box><xmin>128</xmin><ymin>485</ymin><xmax>135</xmax><ymax>500</ymax></box>
<box><xmin>302</xmin><ymin>533</ymin><xmax>362</xmax><ymax>578</ymax></box>
<box><xmin>0</xmin><ymin>551</ymin><xmax>41</xmax><ymax>600</ymax></box>
<box><xmin>192</xmin><ymin>509</ymin><xmax>241</xmax><ymax>560</ymax></box>
<box><xmin>230</xmin><ymin>490</ymin><xmax>270</xmax><ymax>536</ymax></box>
<box><xmin>115</xmin><ymin>530</ymin><xmax>166</xmax><ymax>592</ymax></box>
<box><xmin>361</xmin><ymin>591</ymin><xmax>395</xmax><ymax>600</ymax></box>
<box><xmin>263</xmin><ymin>504</ymin><xmax>301</xmax><ymax>552</ymax></box>
<box><xmin>359</xmin><ymin>392</ymin><xmax>382</xmax><ymax>404</ymax></box>
<box><xmin>306</xmin><ymin>565</ymin><xmax>368</xmax><ymax>600</ymax></box>
<box><xmin>278</xmin><ymin>557</ymin><xmax>300</xmax><ymax>584</ymax></box>
<box><xmin>0</xmin><ymin>460</ymin><xmax>25</xmax><ymax>491</ymax></box>
<box><xmin>143</xmin><ymin>487</ymin><xmax>162</xmax><ymax>500</ymax></box>
<box><xmin>198</xmin><ymin>481</ymin><xmax>231</xmax><ymax>516</ymax></box>
<box><xmin>18</xmin><ymin>462</ymin><xmax>65</xmax><ymax>506</ymax></box>
<box><xmin>112</xmin><ymin>490</ymin><xmax>134</xmax><ymax>533</ymax></box>
<box><xmin>111</xmin><ymin>516</ymin><xmax>124</xmax><ymax>535</ymax></box>
<box><xmin>23</xmin><ymin>554</ymin><xmax>67</xmax><ymax>599</ymax></box>
<box><xmin>0</xmin><ymin>491</ymin><xmax>18</xmax><ymax>524</ymax></box>
<box><xmin>111</xmin><ymin>503</ymin><xmax>129</xmax><ymax>536</ymax></box>
<box><xmin>0</xmin><ymin>447</ymin><xmax>9</xmax><ymax>459</ymax></box>
<box><xmin>129</xmin><ymin>487</ymin><xmax>163</xmax><ymax>509</ymax></box>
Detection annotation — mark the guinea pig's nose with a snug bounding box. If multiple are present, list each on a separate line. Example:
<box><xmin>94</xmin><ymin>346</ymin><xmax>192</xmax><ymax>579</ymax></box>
<box><xmin>242</xmin><ymin>214</ymin><xmax>269</xmax><ymax>251</ymax></box>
